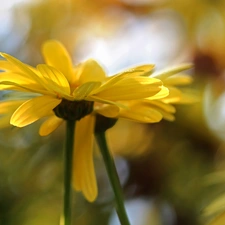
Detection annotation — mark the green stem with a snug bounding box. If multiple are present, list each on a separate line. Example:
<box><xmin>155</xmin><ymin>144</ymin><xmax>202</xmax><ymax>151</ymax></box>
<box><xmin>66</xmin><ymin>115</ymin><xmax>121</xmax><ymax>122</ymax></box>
<box><xmin>64</xmin><ymin>120</ymin><xmax>75</xmax><ymax>225</ymax></box>
<box><xmin>95</xmin><ymin>132</ymin><xmax>131</xmax><ymax>225</ymax></box>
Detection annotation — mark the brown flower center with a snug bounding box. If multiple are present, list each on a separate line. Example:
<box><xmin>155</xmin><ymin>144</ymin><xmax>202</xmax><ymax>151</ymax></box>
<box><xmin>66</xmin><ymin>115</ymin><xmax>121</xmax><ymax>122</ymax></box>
<box><xmin>53</xmin><ymin>99</ymin><xmax>94</xmax><ymax>121</ymax></box>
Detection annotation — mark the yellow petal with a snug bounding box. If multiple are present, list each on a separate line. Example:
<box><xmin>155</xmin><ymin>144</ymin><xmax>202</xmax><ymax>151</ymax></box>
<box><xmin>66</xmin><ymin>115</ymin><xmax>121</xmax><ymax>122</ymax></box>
<box><xmin>0</xmin><ymin>80</ymin><xmax>55</xmax><ymax>96</ymax></box>
<box><xmin>70</xmin><ymin>63</ymin><xmax>82</xmax><ymax>85</ymax></box>
<box><xmin>0</xmin><ymin>71</ymin><xmax>42</xmax><ymax>88</ymax></box>
<box><xmin>87</xmin><ymin>95</ymin><xmax>127</xmax><ymax>109</ymax></box>
<box><xmin>154</xmin><ymin>101</ymin><xmax>176</xmax><ymax>113</ymax></box>
<box><xmin>151</xmin><ymin>64</ymin><xmax>193</xmax><ymax>80</ymax></box>
<box><xmin>164</xmin><ymin>75</ymin><xmax>193</xmax><ymax>86</ymax></box>
<box><xmin>161</xmin><ymin>87</ymin><xmax>182</xmax><ymax>104</ymax></box>
<box><xmin>128</xmin><ymin>64</ymin><xmax>155</xmax><ymax>76</ymax></box>
<box><xmin>95</xmin><ymin>77</ymin><xmax>162</xmax><ymax>100</ymax></box>
<box><xmin>72</xmin><ymin>82</ymin><xmax>101</xmax><ymax>100</ymax></box>
<box><xmin>77</xmin><ymin>59</ymin><xmax>106</xmax><ymax>85</ymax></box>
<box><xmin>1</xmin><ymin>53</ymin><xmax>44</xmax><ymax>86</ymax></box>
<box><xmin>10</xmin><ymin>96</ymin><xmax>61</xmax><ymax>127</ymax></box>
<box><xmin>144</xmin><ymin>101</ymin><xmax>176</xmax><ymax>121</ymax></box>
<box><xmin>157</xmin><ymin>110</ymin><xmax>175</xmax><ymax>121</ymax></box>
<box><xmin>0</xmin><ymin>57</ymin><xmax>39</xmax><ymax>74</ymax></box>
<box><xmin>95</xmin><ymin>105</ymin><xmax>120</xmax><ymax>118</ymax></box>
<box><xmin>72</xmin><ymin>115</ymin><xmax>97</xmax><ymax>202</ymax></box>
<box><xmin>39</xmin><ymin>115</ymin><xmax>63</xmax><ymax>136</ymax></box>
<box><xmin>0</xmin><ymin>60</ymin><xmax>19</xmax><ymax>72</ymax></box>
<box><xmin>119</xmin><ymin>103</ymin><xmax>163</xmax><ymax>123</ymax></box>
<box><xmin>37</xmin><ymin>64</ymin><xmax>71</xmax><ymax>96</ymax></box>
<box><xmin>146</xmin><ymin>86</ymin><xmax>169</xmax><ymax>100</ymax></box>
<box><xmin>90</xmin><ymin>75</ymin><xmax>124</xmax><ymax>94</ymax></box>
<box><xmin>112</xmin><ymin>64</ymin><xmax>155</xmax><ymax>78</ymax></box>
<box><xmin>41</xmin><ymin>40</ymin><xmax>74</xmax><ymax>82</ymax></box>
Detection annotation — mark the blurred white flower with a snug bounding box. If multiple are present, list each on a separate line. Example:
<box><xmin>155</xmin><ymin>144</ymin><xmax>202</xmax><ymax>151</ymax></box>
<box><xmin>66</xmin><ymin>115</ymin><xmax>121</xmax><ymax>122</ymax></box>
<box><xmin>75</xmin><ymin>9</ymin><xmax>189</xmax><ymax>74</ymax></box>
<box><xmin>109</xmin><ymin>198</ymin><xmax>175</xmax><ymax>225</ymax></box>
<box><xmin>203</xmin><ymin>78</ymin><xmax>225</xmax><ymax>141</ymax></box>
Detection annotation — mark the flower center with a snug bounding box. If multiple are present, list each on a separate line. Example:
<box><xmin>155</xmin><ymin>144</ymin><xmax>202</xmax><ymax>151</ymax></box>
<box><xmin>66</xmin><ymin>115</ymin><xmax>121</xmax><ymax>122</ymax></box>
<box><xmin>53</xmin><ymin>99</ymin><xmax>94</xmax><ymax>121</ymax></box>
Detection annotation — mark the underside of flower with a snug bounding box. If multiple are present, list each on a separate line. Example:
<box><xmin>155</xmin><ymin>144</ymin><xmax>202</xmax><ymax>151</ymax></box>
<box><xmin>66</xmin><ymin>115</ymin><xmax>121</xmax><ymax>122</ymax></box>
<box><xmin>53</xmin><ymin>99</ymin><xmax>94</xmax><ymax>121</ymax></box>
<box><xmin>0</xmin><ymin>39</ymin><xmax>196</xmax><ymax>204</ymax></box>
<box><xmin>94</xmin><ymin>114</ymin><xmax>118</xmax><ymax>133</ymax></box>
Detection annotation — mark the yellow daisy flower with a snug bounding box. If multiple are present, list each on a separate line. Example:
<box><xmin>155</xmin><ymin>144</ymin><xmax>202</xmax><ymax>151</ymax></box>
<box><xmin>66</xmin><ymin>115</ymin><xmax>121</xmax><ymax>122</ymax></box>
<box><xmin>0</xmin><ymin>40</ymin><xmax>169</xmax><ymax>201</ymax></box>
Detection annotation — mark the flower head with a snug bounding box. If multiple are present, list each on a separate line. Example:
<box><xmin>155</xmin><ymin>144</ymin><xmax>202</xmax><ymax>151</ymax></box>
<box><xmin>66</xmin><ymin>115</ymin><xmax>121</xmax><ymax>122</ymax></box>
<box><xmin>0</xmin><ymin>40</ymin><xmax>170</xmax><ymax>201</ymax></box>
<box><xmin>0</xmin><ymin>39</ymin><xmax>197</xmax><ymax>201</ymax></box>
<box><xmin>0</xmin><ymin>40</ymin><xmax>168</xmax><ymax>125</ymax></box>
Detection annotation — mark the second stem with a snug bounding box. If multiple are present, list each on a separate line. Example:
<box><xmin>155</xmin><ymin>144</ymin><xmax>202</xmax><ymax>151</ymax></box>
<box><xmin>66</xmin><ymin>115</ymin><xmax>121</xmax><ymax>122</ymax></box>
<box><xmin>95</xmin><ymin>132</ymin><xmax>131</xmax><ymax>225</ymax></box>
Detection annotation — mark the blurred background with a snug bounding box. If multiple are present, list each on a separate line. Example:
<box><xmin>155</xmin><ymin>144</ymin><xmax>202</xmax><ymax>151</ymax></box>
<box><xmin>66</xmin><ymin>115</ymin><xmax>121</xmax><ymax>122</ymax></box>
<box><xmin>1</xmin><ymin>0</ymin><xmax>225</xmax><ymax>225</ymax></box>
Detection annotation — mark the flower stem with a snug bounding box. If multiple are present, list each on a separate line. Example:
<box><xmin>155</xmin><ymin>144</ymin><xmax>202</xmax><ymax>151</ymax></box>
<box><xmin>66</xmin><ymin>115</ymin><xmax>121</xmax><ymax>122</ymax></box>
<box><xmin>95</xmin><ymin>132</ymin><xmax>131</xmax><ymax>225</ymax></box>
<box><xmin>64</xmin><ymin>120</ymin><xmax>75</xmax><ymax>225</ymax></box>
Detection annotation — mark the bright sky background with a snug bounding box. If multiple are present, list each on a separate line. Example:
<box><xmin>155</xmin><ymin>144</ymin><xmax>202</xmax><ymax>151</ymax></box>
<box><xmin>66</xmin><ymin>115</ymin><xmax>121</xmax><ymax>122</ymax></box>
<box><xmin>0</xmin><ymin>0</ymin><xmax>34</xmax><ymax>10</ymax></box>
